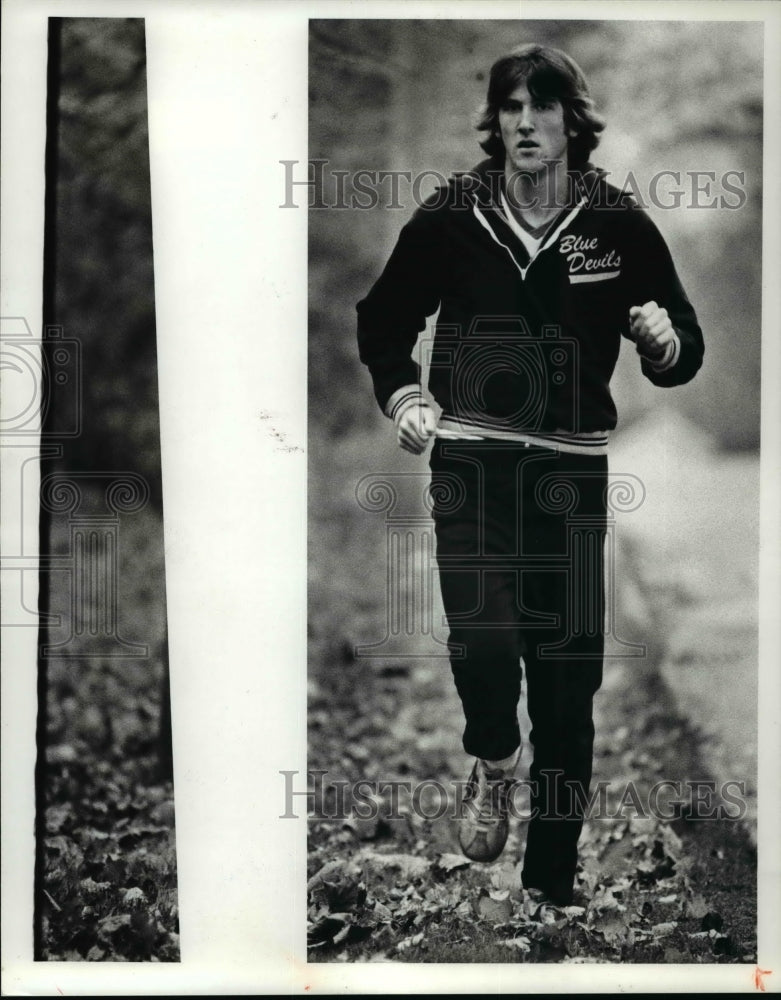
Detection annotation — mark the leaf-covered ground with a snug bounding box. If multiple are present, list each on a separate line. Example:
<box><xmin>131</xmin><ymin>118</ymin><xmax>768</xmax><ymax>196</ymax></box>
<box><xmin>307</xmin><ymin>655</ymin><xmax>756</xmax><ymax>964</ymax></box>
<box><xmin>307</xmin><ymin>433</ymin><xmax>757</xmax><ymax>964</ymax></box>
<box><xmin>39</xmin><ymin>493</ymin><xmax>179</xmax><ymax>961</ymax></box>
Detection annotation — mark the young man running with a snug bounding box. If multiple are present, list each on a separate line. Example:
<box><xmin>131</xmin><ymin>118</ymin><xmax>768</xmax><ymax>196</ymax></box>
<box><xmin>357</xmin><ymin>43</ymin><xmax>703</xmax><ymax>907</ymax></box>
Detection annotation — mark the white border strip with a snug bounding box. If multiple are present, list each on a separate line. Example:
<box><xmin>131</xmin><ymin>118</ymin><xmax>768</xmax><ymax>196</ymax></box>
<box><xmin>0</xmin><ymin>7</ymin><xmax>47</xmax><ymax>980</ymax></box>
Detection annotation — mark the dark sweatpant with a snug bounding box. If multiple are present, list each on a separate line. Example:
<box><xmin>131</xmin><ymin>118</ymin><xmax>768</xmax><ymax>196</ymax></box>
<box><xmin>428</xmin><ymin>437</ymin><xmax>607</xmax><ymax>902</ymax></box>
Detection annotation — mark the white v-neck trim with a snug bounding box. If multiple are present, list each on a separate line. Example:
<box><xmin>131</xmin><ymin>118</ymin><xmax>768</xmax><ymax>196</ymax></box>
<box><xmin>474</xmin><ymin>195</ymin><xmax>586</xmax><ymax>279</ymax></box>
<box><xmin>499</xmin><ymin>191</ymin><xmax>546</xmax><ymax>256</ymax></box>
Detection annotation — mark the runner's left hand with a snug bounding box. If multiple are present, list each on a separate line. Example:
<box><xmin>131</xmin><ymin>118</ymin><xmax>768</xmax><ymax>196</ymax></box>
<box><xmin>627</xmin><ymin>301</ymin><xmax>676</xmax><ymax>360</ymax></box>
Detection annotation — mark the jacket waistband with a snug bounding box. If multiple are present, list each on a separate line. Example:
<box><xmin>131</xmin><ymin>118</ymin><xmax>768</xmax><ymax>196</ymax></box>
<box><xmin>435</xmin><ymin>415</ymin><xmax>609</xmax><ymax>455</ymax></box>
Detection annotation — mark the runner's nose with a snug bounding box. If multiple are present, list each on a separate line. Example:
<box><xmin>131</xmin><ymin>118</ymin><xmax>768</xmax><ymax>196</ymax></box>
<box><xmin>518</xmin><ymin>105</ymin><xmax>534</xmax><ymax>132</ymax></box>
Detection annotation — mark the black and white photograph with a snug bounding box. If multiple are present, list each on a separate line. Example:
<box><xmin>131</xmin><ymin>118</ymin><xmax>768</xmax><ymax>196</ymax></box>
<box><xmin>2</xmin><ymin>0</ymin><xmax>780</xmax><ymax>994</ymax></box>
<box><xmin>307</xmin><ymin>16</ymin><xmax>764</xmax><ymax>965</ymax></box>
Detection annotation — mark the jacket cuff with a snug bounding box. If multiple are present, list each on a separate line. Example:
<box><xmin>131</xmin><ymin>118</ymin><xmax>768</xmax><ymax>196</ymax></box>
<box><xmin>385</xmin><ymin>385</ymin><xmax>426</xmax><ymax>425</ymax></box>
<box><xmin>645</xmin><ymin>331</ymin><xmax>681</xmax><ymax>373</ymax></box>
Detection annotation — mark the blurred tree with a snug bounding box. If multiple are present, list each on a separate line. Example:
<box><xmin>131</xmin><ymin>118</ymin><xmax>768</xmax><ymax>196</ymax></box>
<box><xmin>52</xmin><ymin>17</ymin><xmax>164</xmax><ymax>503</ymax></box>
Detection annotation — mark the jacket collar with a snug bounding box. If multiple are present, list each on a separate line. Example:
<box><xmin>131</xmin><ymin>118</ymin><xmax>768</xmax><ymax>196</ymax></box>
<box><xmin>453</xmin><ymin>156</ymin><xmax>604</xmax><ymax>277</ymax></box>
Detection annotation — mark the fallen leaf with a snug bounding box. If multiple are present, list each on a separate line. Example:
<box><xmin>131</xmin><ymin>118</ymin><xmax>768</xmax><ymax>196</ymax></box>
<box><xmin>591</xmin><ymin>910</ymin><xmax>630</xmax><ymax>946</ymax></box>
<box><xmin>537</xmin><ymin>904</ymin><xmax>567</xmax><ymax>927</ymax></box>
<box><xmin>361</xmin><ymin>852</ymin><xmax>430</xmax><ymax>880</ymax></box>
<box><xmin>490</xmin><ymin>863</ymin><xmax>522</xmax><ymax>894</ymax></box>
<box><xmin>685</xmin><ymin>893</ymin><xmax>709</xmax><ymax>919</ymax></box>
<box><xmin>343</xmin><ymin>810</ymin><xmax>384</xmax><ymax>841</ymax></box>
<box><xmin>628</xmin><ymin>816</ymin><xmax>656</xmax><ymax>837</ymax></box>
<box><xmin>97</xmin><ymin>914</ymin><xmax>132</xmax><ymax>944</ymax></box>
<box><xmin>307</xmin><ymin>911</ymin><xmax>351</xmax><ymax>948</ymax></box>
<box><xmin>370</xmin><ymin>900</ymin><xmax>393</xmax><ymax>923</ymax></box>
<box><xmin>578</xmin><ymin>857</ymin><xmax>602</xmax><ymax>894</ymax></box>
<box><xmin>80</xmin><ymin>878</ymin><xmax>112</xmax><ymax>897</ymax></box>
<box><xmin>46</xmin><ymin>803</ymin><xmax>75</xmax><ymax>833</ymax></box>
<box><xmin>396</xmin><ymin>931</ymin><xmax>425</xmax><ymax>953</ymax></box>
<box><xmin>478</xmin><ymin>894</ymin><xmax>513</xmax><ymax>924</ymax></box>
<box><xmin>659</xmin><ymin>824</ymin><xmax>683</xmax><ymax>862</ymax></box>
<box><xmin>307</xmin><ymin>859</ymin><xmax>361</xmax><ymax>892</ymax></box>
<box><xmin>332</xmin><ymin>922</ymin><xmax>351</xmax><ymax>946</ymax></box>
<box><xmin>437</xmin><ymin>853</ymin><xmax>471</xmax><ymax>873</ymax></box>
<box><xmin>122</xmin><ymin>887</ymin><xmax>147</xmax><ymax>907</ymax></box>
<box><xmin>319</xmin><ymin>876</ymin><xmax>367</xmax><ymax>912</ymax></box>
<box><xmin>589</xmin><ymin>885</ymin><xmax>624</xmax><ymax>912</ymax></box>
<box><xmin>502</xmin><ymin>936</ymin><xmax>531</xmax><ymax>952</ymax></box>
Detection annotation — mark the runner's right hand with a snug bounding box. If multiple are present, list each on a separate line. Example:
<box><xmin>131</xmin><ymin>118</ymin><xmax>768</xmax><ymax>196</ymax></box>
<box><xmin>397</xmin><ymin>403</ymin><xmax>437</xmax><ymax>455</ymax></box>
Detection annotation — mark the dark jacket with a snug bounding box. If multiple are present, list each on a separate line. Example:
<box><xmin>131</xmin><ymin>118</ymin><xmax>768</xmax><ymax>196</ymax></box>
<box><xmin>356</xmin><ymin>157</ymin><xmax>704</xmax><ymax>434</ymax></box>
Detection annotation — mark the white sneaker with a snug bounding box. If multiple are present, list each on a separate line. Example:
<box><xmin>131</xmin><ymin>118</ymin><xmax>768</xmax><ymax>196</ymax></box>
<box><xmin>458</xmin><ymin>757</ymin><xmax>517</xmax><ymax>862</ymax></box>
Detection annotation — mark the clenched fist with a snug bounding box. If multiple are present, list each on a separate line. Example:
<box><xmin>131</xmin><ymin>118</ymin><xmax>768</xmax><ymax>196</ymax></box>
<box><xmin>627</xmin><ymin>301</ymin><xmax>676</xmax><ymax>361</ymax></box>
<box><xmin>396</xmin><ymin>402</ymin><xmax>437</xmax><ymax>455</ymax></box>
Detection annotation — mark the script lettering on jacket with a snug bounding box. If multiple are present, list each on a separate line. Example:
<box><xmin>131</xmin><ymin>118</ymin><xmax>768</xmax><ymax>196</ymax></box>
<box><xmin>559</xmin><ymin>234</ymin><xmax>622</xmax><ymax>277</ymax></box>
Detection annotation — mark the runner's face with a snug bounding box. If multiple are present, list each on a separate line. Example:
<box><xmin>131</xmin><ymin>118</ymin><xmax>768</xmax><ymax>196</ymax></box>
<box><xmin>498</xmin><ymin>82</ymin><xmax>570</xmax><ymax>175</ymax></box>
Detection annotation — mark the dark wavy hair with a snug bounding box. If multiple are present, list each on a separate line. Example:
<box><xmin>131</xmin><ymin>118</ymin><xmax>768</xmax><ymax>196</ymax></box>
<box><xmin>476</xmin><ymin>44</ymin><xmax>606</xmax><ymax>169</ymax></box>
